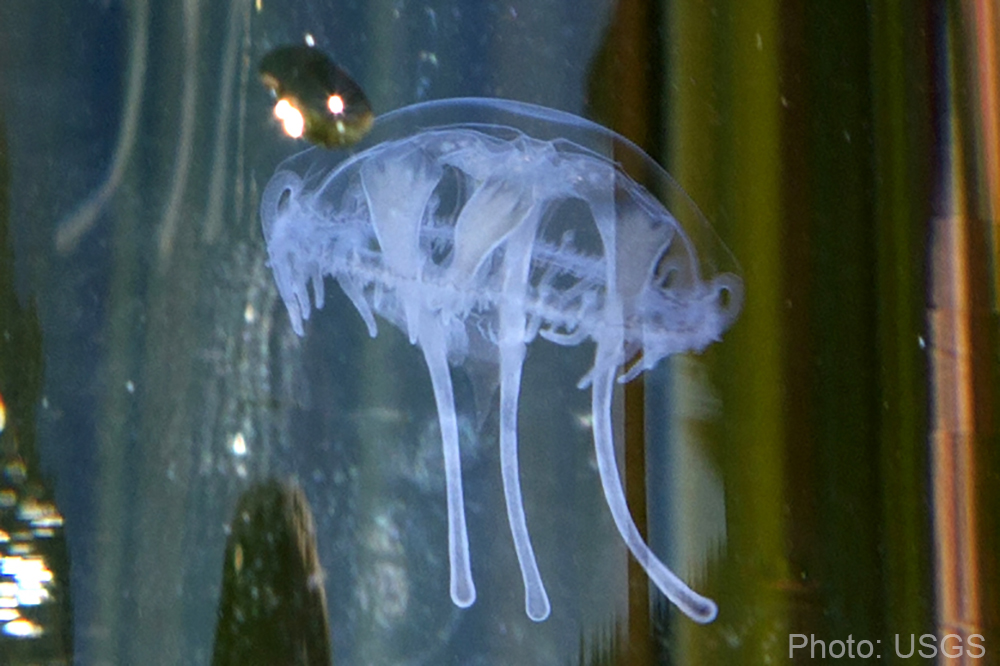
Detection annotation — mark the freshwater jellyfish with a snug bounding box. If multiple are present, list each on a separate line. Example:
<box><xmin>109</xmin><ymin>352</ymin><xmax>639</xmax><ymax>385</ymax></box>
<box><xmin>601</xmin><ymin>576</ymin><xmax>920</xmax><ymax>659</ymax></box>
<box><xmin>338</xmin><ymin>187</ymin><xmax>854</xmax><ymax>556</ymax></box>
<box><xmin>259</xmin><ymin>97</ymin><xmax>743</xmax><ymax>624</ymax></box>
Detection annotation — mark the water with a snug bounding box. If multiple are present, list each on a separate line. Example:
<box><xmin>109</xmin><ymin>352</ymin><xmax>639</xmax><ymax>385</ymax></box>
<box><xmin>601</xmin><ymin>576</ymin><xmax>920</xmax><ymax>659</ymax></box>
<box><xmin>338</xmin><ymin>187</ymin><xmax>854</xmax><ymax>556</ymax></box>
<box><xmin>0</xmin><ymin>1</ymin><xmax>997</xmax><ymax>664</ymax></box>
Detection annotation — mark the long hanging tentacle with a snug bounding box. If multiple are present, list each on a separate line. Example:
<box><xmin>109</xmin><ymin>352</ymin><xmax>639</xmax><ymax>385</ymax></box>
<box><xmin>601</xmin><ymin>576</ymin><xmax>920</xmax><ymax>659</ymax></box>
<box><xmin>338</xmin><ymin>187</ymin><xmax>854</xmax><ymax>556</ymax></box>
<box><xmin>499</xmin><ymin>339</ymin><xmax>551</xmax><ymax>621</ymax></box>
<box><xmin>590</xmin><ymin>360</ymin><xmax>718</xmax><ymax>623</ymax></box>
<box><xmin>493</xmin><ymin>204</ymin><xmax>551</xmax><ymax>620</ymax></box>
<box><xmin>421</xmin><ymin>329</ymin><xmax>476</xmax><ymax>609</ymax></box>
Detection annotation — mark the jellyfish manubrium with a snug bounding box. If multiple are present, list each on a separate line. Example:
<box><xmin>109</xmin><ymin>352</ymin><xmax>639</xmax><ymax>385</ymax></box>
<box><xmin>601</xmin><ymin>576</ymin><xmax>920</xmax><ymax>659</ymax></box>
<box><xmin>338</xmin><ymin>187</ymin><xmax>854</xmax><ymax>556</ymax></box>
<box><xmin>260</xmin><ymin>97</ymin><xmax>743</xmax><ymax>624</ymax></box>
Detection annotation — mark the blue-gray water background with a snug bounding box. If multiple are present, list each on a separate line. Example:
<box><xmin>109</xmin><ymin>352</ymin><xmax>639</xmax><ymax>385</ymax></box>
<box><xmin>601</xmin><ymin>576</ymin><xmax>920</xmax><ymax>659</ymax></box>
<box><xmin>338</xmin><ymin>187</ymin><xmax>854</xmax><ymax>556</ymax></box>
<box><xmin>1</xmin><ymin>1</ymin><xmax>998</xmax><ymax>664</ymax></box>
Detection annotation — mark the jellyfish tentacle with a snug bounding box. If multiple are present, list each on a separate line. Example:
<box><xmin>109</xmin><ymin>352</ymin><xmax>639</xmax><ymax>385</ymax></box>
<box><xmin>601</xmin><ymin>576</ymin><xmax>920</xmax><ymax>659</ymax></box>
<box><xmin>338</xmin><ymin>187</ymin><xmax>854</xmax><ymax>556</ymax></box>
<box><xmin>493</xmin><ymin>203</ymin><xmax>550</xmax><ymax>621</ymax></box>
<box><xmin>420</xmin><ymin>324</ymin><xmax>476</xmax><ymax>609</ymax></box>
<box><xmin>499</xmin><ymin>338</ymin><xmax>550</xmax><ymax>621</ymax></box>
<box><xmin>590</xmin><ymin>359</ymin><xmax>718</xmax><ymax>624</ymax></box>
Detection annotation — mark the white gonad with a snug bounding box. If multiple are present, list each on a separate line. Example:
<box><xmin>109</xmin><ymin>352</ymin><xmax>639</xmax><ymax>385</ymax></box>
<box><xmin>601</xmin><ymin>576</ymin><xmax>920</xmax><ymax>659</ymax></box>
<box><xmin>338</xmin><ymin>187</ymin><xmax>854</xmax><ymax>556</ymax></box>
<box><xmin>260</xmin><ymin>97</ymin><xmax>743</xmax><ymax>624</ymax></box>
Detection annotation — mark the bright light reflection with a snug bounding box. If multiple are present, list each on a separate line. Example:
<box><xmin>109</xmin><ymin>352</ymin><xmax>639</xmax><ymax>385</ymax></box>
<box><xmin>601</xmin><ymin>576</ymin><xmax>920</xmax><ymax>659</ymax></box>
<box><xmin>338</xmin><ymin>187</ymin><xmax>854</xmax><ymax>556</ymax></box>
<box><xmin>17</xmin><ymin>499</ymin><xmax>63</xmax><ymax>528</ymax></box>
<box><xmin>328</xmin><ymin>94</ymin><xmax>345</xmax><ymax>115</ymax></box>
<box><xmin>231</xmin><ymin>432</ymin><xmax>248</xmax><ymax>456</ymax></box>
<box><xmin>3</xmin><ymin>617</ymin><xmax>43</xmax><ymax>638</ymax></box>
<box><xmin>274</xmin><ymin>99</ymin><xmax>304</xmax><ymax>139</ymax></box>
<box><xmin>1</xmin><ymin>555</ymin><xmax>54</xmax><ymax>608</ymax></box>
<box><xmin>0</xmin><ymin>583</ymin><xmax>15</xmax><ymax>607</ymax></box>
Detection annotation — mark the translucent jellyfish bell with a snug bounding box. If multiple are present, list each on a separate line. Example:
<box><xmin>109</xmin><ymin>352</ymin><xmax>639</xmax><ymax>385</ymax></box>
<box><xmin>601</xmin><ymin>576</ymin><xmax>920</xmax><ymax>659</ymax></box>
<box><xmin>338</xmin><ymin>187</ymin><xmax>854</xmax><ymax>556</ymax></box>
<box><xmin>260</xmin><ymin>97</ymin><xmax>743</xmax><ymax>624</ymax></box>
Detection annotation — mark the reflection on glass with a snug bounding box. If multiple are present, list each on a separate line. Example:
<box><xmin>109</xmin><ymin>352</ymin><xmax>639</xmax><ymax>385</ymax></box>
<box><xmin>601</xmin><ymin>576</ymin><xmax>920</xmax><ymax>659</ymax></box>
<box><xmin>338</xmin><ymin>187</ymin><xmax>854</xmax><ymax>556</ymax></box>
<box><xmin>0</xmin><ymin>113</ymin><xmax>72</xmax><ymax>661</ymax></box>
<box><xmin>0</xmin><ymin>393</ymin><xmax>70</xmax><ymax>658</ymax></box>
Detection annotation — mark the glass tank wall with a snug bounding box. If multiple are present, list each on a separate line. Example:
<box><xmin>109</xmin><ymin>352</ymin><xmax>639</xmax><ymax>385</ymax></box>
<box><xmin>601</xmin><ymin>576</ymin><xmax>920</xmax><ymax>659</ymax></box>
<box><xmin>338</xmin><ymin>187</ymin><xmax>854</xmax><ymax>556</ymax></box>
<box><xmin>0</xmin><ymin>0</ymin><xmax>997</xmax><ymax>664</ymax></box>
